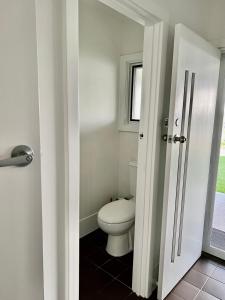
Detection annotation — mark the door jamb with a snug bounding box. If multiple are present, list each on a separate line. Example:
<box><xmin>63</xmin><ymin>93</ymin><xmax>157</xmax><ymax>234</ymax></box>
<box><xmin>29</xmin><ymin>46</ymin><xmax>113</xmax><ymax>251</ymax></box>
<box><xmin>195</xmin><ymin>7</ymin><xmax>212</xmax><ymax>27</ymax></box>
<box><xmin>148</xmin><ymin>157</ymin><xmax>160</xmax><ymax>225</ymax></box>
<box><xmin>64</xmin><ymin>0</ymin><xmax>80</xmax><ymax>300</ymax></box>
<box><xmin>203</xmin><ymin>53</ymin><xmax>225</xmax><ymax>260</ymax></box>
<box><xmin>64</xmin><ymin>0</ymin><xmax>168</xmax><ymax>299</ymax></box>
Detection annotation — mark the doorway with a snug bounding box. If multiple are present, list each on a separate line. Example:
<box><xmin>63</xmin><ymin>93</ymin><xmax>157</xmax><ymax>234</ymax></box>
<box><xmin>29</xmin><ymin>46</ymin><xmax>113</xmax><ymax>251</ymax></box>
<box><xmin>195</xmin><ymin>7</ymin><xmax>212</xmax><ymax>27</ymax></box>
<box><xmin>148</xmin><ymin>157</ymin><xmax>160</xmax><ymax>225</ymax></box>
<box><xmin>79</xmin><ymin>1</ymin><xmax>144</xmax><ymax>298</ymax></box>
<box><xmin>66</xmin><ymin>0</ymin><xmax>223</xmax><ymax>297</ymax></box>
<box><xmin>75</xmin><ymin>0</ymin><xmax>168</xmax><ymax>299</ymax></box>
<box><xmin>204</xmin><ymin>53</ymin><xmax>225</xmax><ymax>261</ymax></box>
<box><xmin>211</xmin><ymin>113</ymin><xmax>225</xmax><ymax>251</ymax></box>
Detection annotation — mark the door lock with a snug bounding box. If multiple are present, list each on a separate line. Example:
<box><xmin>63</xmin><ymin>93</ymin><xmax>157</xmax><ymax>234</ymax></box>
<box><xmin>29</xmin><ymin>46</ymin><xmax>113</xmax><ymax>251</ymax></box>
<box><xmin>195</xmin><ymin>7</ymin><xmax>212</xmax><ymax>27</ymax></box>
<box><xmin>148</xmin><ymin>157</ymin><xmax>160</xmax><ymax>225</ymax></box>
<box><xmin>173</xmin><ymin>135</ymin><xmax>187</xmax><ymax>143</ymax></box>
<box><xmin>139</xmin><ymin>133</ymin><xmax>144</xmax><ymax>139</ymax></box>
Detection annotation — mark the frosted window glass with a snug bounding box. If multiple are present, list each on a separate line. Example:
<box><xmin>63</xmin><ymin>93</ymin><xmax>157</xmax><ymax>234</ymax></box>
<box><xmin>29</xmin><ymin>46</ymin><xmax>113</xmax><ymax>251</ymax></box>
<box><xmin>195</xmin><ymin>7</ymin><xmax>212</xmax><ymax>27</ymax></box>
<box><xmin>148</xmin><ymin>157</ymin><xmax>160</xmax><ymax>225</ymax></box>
<box><xmin>130</xmin><ymin>65</ymin><xmax>142</xmax><ymax>121</ymax></box>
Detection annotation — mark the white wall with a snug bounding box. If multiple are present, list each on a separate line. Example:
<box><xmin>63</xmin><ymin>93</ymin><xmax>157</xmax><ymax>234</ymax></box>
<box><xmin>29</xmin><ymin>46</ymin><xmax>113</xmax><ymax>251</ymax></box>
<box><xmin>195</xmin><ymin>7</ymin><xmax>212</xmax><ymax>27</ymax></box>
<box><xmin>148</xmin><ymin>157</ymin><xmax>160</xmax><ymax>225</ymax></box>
<box><xmin>155</xmin><ymin>0</ymin><xmax>210</xmax><ymax>37</ymax></box>
<box><xmin>207</xmin><ymin>0</ymin><xmax>225</xmax><ymax>48</ymax></box>
<box><xmin>79</xmin><ymin>0</ymin><xmax>144</xmax><ymax>236</ymax></box>
<box><xmin>118</xmin><ymin>20</ymin><xmax>144</xmax><ymax>198</ymax></box>
<box><xmin>134</xmin><ymin>0</ymin><xmax>225</xmax><ymax>49</ymax></box>
<box><xmin>79</xmin><ymin>0</ymin><xmax>121</xmax><ymax>236</ymax></box>
<box><xmin>134</xmin><ymin>0</ymin><xmax>210</xmax><ymax>38</ymax></box>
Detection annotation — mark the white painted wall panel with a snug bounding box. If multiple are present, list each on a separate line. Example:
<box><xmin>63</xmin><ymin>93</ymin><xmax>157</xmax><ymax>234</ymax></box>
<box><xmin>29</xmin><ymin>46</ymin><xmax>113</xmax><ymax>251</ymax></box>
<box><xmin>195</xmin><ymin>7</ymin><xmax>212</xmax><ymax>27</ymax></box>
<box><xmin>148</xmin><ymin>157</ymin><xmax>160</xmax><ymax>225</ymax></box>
<box><xmin>0</xmin><ymin>1</ymin><xmax>43</xmax><ymax>299</ymax></box>
<box><xmin>79</xmin><ymin>0</ymin><xmax>121</xmax><ymax>236</ymax></box>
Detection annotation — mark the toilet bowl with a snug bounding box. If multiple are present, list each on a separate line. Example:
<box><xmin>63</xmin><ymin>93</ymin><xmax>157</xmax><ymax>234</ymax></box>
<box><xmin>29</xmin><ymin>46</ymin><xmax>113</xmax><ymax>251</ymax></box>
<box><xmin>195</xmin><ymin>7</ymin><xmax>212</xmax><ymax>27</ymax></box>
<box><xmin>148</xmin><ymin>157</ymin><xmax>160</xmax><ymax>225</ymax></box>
<box><xmin>98</xmin><ymin>198</ymin><xmax>135</xmax><ymax>257</ymax></box>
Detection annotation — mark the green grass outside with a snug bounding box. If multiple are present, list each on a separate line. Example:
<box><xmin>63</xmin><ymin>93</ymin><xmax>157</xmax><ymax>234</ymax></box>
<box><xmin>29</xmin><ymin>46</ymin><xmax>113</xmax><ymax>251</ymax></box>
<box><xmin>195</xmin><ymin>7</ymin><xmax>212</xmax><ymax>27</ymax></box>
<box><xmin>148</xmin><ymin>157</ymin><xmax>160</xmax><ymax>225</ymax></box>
<box><xmin>216</xmin><ymin>156</ymin><xmax>225</xmax><ymax>193</ymax></box>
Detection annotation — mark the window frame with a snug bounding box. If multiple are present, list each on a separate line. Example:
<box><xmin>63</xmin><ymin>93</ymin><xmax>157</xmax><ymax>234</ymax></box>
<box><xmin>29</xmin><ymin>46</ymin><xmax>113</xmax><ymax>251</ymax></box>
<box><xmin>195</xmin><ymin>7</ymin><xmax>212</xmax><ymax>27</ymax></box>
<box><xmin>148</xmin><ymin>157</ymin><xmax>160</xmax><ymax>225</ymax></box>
<box><xmin>129</xmin><ymin>63</ymin><xmax>143</xmax><ymax>122</ymax></box>
<box><xmin>118</xmin><ymin>52</ymin><xmax>143</xmax><ymax>132</ymax></box>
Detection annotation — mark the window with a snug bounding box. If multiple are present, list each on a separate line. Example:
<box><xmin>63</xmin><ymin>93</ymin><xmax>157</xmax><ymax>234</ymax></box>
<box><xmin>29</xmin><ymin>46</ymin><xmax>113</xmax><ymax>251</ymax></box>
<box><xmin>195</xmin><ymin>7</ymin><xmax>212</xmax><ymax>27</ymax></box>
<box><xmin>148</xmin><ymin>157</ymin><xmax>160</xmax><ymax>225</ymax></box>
<box><xmin>118</xmin><ymin>53</ymin><xmax>143</xmax><ymax>132</ymax></box>
<box><xmin>129</xmin><ymin>64</ymin><xmax>143</xmax><ymax>122</ymax></box>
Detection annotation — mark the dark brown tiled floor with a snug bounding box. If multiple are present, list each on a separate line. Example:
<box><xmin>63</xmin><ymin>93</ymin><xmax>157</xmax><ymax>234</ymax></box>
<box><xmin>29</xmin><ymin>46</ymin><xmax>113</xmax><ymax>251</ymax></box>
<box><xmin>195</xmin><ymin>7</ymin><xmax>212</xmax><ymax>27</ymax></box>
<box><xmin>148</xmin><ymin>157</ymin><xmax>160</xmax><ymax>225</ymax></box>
<box><xmin>80</xmin><ymin>229</ymin><xmax>156</xmax><ymax>299</ymax></box>
<box><xmin>80</xmin><ymin>230</ymin><xmax>225</xmax><ymax>300</ymax></box>
<box><xmin>166</xmin><ymin>256</ymin><xmax>225</xmax><ymax>300</ymax></box>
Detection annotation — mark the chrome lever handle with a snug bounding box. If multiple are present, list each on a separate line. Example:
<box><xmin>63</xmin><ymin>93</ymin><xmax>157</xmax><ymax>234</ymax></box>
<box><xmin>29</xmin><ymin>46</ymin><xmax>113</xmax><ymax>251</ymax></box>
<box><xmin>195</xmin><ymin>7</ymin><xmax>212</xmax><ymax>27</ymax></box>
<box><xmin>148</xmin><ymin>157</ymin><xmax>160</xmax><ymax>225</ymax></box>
<box><xmin>0</xmin><ymin>154</ymin><xmax>33</xmax><ymax>167</ymax></box>
<box><xmin>173</xmin><ymin>135</ymin><xmax>187</xmax><ymax>144</ymax></box>
<box><xmin>0</xmin><ymin>145</ymin><xmax>34</xmax><ymax>167</ymax></box>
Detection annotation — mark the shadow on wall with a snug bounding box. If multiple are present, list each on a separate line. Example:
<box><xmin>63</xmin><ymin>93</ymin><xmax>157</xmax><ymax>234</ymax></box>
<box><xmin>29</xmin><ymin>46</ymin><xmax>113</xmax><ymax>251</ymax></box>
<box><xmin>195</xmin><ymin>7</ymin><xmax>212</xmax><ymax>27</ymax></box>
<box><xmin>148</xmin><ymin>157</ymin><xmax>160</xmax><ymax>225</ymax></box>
<box><xmin>80</xmin><ymin>124</ymin><xmax>119</xmax><ymax>220</ymax></box>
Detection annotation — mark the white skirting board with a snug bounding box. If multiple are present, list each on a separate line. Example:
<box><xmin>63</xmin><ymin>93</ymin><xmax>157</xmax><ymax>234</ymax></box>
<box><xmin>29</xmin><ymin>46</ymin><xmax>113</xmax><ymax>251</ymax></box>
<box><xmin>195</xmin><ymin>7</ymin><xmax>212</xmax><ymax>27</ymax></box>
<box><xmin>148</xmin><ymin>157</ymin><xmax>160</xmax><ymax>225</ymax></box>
<box><xmin>80</xmin><ymin>213</ymin><xmax>99</xmax><ymax>238</ymax></box>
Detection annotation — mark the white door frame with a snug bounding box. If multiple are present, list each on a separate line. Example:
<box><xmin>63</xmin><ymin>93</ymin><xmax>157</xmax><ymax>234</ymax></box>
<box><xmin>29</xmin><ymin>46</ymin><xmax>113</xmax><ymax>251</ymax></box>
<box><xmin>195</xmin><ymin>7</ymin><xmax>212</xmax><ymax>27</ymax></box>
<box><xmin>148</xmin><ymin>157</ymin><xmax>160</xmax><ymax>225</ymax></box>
<box><xmin>63</xmin><ymin>0</ymin><xmax>168</xmax><ymax>299</ymax></box>
<box><xmin>132</xmin><ymin>22</ymin><xmax>168</xmax><ymax>298</ymax></box>
<box><xmin>203</xmin><ymin>53</ymin><xmax>225</xmax><ymax>260</ymax></box>
<box><xmin>64</xmin><ymin>1</ymin><xmax>80</xmax><ymax>300</ymax></box>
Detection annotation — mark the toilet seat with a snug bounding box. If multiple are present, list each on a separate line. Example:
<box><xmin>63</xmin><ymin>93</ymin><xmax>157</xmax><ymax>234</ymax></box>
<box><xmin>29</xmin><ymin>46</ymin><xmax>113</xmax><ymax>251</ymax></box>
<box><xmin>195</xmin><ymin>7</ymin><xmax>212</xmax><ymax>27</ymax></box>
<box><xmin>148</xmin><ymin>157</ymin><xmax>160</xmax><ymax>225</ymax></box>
<box><xmin>98</xmin><ymin>199</ymin><xmax>135</xmax><ymax>224</ymax></box>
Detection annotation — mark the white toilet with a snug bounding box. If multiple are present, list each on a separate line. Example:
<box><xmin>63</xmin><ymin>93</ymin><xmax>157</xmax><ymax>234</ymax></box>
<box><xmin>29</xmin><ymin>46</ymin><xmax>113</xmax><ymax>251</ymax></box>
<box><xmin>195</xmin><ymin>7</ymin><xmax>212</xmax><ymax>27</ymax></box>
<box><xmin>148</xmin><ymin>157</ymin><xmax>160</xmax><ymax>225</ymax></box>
<box><xmin>98</xmin><ymin>161</ymin><xmax>137</xmax><ymax>257</ymax></box>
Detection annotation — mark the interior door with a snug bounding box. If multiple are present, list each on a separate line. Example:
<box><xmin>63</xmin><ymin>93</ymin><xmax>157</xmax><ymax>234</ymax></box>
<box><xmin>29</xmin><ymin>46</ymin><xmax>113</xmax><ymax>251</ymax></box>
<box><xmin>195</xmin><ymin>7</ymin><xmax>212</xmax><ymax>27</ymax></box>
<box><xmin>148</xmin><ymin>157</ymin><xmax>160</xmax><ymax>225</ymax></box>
<box><xmin>158</xmin><ymin>24</ymin><xmax>221</xmax><ymax>300</ymax></box>
<box><xmin>0</xmin><ymin>2</ymin><xmax>43</xmax><ymax>300</ymax></box>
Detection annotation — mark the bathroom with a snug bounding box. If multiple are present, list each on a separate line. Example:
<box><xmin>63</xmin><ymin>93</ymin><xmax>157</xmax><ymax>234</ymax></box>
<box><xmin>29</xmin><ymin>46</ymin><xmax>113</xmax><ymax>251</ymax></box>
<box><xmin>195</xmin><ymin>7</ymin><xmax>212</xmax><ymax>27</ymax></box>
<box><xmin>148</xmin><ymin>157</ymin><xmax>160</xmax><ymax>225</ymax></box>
<box><xmin>79</xmin><ymin>0</ymin><xmax>144</xmax><ymax>297</ymax></box>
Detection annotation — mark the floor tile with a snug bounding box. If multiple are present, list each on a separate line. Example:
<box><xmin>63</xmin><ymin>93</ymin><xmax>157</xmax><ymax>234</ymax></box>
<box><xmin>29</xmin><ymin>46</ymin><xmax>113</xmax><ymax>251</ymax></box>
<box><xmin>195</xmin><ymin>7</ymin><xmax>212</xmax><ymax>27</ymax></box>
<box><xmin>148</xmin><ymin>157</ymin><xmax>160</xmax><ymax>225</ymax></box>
<box><xmin>87</xmin><ymin>246</ymin><xmax>112</xmax><ymax>266</ymax></box>
<box><xmin>119</xmin><ymin>252</ymin><xmax>134</xmax><ymax>266</ymax></box>
<box><xmin>116</xmin><ymin>267</ymin><xmax>133</xmax><ymax>288</ymax></box>
<box><xmin>97</xmin><ymin>280</ymin><xmax>132</xmax><ymax>300</ymax></box>
<box><xmin>195</xmin><ymin>291</ymin><xmax>219</xmax><ymax>300</ymax></box>
<box><xmin>80</xmin><ymin>254</ymin><xmax>92</xmax><ymax>269</ymax></box>
<box><xmin>203</xmin><ymin>278</ymin><xmax>225</xmax><ymax>300</ymax></box>
<box><xmin>125</xmin><ymin>292</ymin><xmax>143</xmax><ymax>299</ymax></box>
<box><xmin>183</xmin><ymin>269</ymin><xmax>208</xmax><ymax>289</ymax></box>
<box><xmin>193</xmin><ymin>258</ymin><xmax>217</xmax><ymax>276</ymax></box>
<box><xmin>101</xmin><ymin>258</ymin><xmax>128</xmax><ymax>277</ymax></box>
<box><xmin>80</xmin><ymin>239</ymin><xmax>94</xmax><ymax>257</ymax></box>
<box><xmin>165</xmin><ymin>293</ymin><xmax>183</xmax><ymax>300</ymax></box>
<box><xmin>80</xmin><ymin>229</ymin><xmax>135</xmax><ymax>299</ymax></box>
<box><xmin>211</xmin><ymin>266</ymin><xmax>225</xmax><ymax>284</ymax></box>
<box><xmin>80</xmin><ymin>264</ymin><xmax>113</xmax><ymax>293</ymax></box>
<box><xmin>89</xmin><ymin>229</ymin><xmax>108</xmax><ymax>247</ymax></box>
<box><xmin>172</xmin><ymin>280</ymin><xmax>200</xmax><ymax>300</ymax></box>
<box><xmin>80</xmin><ymin>229</ymin><xmax>107</xmax><ymax>254</ymax></box>
<box><xmin>148</xmin><ymin>289</ymin><xmax>158</xmax><ymax>299</ymax></box>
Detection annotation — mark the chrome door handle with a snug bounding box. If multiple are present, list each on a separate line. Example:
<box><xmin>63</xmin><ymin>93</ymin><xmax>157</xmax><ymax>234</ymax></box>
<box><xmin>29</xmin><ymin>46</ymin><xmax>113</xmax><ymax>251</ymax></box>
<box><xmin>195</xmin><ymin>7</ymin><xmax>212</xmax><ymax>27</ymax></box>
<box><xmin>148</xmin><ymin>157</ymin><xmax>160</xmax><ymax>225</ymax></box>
<box><xmin>171</xmin><ymin>70</ymin><xmax>189</xmax><ymax>263</ymax></box>
<box><xmin>173</xmin><ymin>135</ymin><xmax>187</xmax><ymax>143</ymax></box>
<box><xmin>177</xmin><ymin>73</ymin><xmax>196</xmax><ymax>256</ymax></box>
<box><xmin>0</xmin><ymin>145</ymin><xmax>34</xmax><ymax>167</ymax></box>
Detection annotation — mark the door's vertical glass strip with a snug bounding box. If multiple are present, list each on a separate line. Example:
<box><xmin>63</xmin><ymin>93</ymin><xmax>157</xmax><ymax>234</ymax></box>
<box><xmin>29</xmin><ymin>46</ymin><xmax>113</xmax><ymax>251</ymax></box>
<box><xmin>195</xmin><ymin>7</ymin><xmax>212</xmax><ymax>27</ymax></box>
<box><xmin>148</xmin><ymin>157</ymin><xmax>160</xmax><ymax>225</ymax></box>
<box><xmin>171</xmin><ymin>71</ymin><xmax>189</xmax><ymax>263</ymax></box>
<box><xmin>177</xmin><ymin>73</ymin><xmax>196</xmax><ymax>257</ymax></box>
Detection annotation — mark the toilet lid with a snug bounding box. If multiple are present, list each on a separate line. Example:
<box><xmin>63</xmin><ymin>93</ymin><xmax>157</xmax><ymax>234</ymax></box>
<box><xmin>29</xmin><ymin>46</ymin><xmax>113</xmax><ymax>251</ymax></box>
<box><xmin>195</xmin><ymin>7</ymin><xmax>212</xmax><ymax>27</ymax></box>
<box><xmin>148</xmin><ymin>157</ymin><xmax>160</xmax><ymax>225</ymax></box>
<box><xmin>98</xmin><ymin>199</ymin><xmax>135</xmax><ymax>224</ymax></box>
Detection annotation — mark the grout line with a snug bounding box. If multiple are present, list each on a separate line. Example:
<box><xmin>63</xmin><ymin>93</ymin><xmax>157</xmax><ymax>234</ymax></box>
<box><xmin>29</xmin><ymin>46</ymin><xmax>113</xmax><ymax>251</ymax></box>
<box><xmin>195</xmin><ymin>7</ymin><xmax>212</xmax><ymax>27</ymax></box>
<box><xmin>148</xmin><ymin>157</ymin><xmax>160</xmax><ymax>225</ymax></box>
<box><xmin>192</xmin><ymin>270</ymin><xmax>216</xmax><ymax>300</ymax></box>
<box><xmin>122</xmin><ymin>291</ymin><xmax>134</xmax><ymax>300</ymax></box>
<box><xmin>201</xmin><ymin>276</ymin><xmax>210</xmax><ymax>291</ymax></box>
<box><xmin>209</xmin><ymin>277</ymin><xmax>225</xmax><ymax>285</ymax></box>
<box><xmin>171</xmin><ymin>292</ymin><xmax>186</xmax><ymax>300</ymax></box>
<box><xmin>88</xmin><ymin>257</ymin><xmax>111</xmax><ymax>269</ymax></box>
<box><xmin>192</xmin><ymin>267</ymin><xmax>216</xmax><ymax>278</ymax></box>
<box><xmin>96</xmin><ymin>278</ymin><xmax>115</xmax><ymax>294</ymax></box>
<box><xmin>193</xmin><ymin>289</ymin><xmax>201</xmax><ymax>300</ymax></box>
<box><xmin>97</xmin><ymin>265</ymin><xmax>121</xmax><ymax>280</ymax></box>
<box><xmin>97</xmin><ymin>265</ymin><xmax>133</xmax><ymax>291</ymax></box>
<box><xmin>168</xmin><ymin>257</ymin><xmax>225</xmax><ymax>300</ymax></box>
<box><xmin>97</xmin><ymin>257</ymin><xmax>112</xmax><ymax>268</ymax></box>
<box><xmin>114</xmin><ymin>276</ymin><xmax>132</xmax><ymax>290</ymax></box>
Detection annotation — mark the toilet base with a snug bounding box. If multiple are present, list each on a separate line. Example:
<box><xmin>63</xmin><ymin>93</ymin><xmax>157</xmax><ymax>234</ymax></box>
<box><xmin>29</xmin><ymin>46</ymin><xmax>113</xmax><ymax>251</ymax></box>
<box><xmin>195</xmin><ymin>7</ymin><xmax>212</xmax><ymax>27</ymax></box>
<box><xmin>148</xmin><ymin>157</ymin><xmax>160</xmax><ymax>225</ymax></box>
<box><xmin>106</xmin><ymin>229</ymin><xmax>133</xmax><ymax>257</ymax></box>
